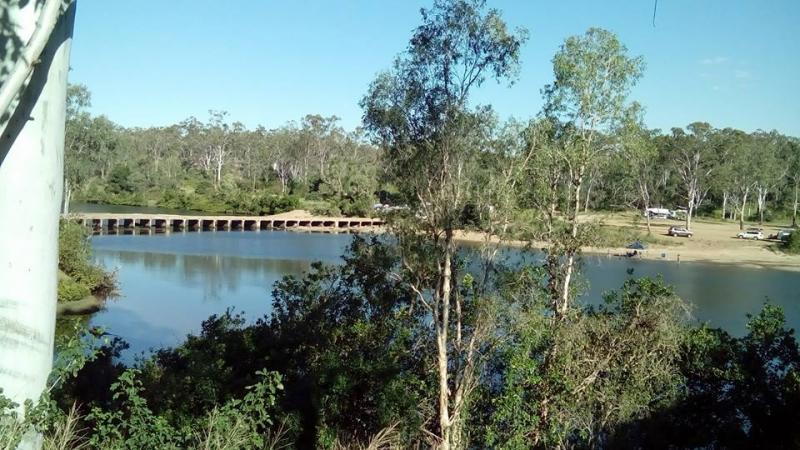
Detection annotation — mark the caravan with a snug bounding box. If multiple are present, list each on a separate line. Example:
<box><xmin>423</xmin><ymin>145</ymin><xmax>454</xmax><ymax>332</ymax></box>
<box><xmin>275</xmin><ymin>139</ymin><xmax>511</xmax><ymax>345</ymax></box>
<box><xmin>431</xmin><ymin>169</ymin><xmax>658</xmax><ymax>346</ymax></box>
<box><xmin>644</xmin><ymin>207</ymin><xmax>672</xmax><ymax>219</ymax></box>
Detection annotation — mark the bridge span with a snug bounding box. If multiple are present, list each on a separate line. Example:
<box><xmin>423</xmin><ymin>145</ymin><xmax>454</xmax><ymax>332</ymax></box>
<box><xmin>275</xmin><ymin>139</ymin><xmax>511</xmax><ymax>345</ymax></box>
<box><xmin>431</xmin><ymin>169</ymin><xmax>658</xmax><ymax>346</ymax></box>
<box><xmin>67</xmin><ymin>212</ymin><xmax>385</xmax><ymax>233</ymax></box>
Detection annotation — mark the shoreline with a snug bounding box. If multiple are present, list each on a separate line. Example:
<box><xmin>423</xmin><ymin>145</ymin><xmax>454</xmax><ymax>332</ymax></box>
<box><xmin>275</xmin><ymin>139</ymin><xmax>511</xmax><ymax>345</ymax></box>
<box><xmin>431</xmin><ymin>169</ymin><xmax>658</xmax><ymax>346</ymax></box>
<box><xmin>77</xmin><ymin>207</ymin><xmax>800</xmax><ymax>273</ymax></box>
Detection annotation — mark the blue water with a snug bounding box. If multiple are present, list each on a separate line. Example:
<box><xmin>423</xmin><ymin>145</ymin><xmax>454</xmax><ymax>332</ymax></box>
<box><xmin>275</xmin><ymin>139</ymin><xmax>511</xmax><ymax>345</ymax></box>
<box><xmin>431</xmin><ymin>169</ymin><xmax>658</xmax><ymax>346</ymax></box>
<box><xmin>88</xmin><ymin>231</ymin><xmax>800</xmax><ymax>356</ymax></box>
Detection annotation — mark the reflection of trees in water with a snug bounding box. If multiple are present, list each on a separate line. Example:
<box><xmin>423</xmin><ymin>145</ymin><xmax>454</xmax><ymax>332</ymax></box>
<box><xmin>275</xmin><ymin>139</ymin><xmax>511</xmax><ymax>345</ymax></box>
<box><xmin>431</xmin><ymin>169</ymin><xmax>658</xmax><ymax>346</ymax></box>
<box><xmin>98</xmin><ymin>250</ymin><xmax>312</xmax><ymax>302</ymax></box>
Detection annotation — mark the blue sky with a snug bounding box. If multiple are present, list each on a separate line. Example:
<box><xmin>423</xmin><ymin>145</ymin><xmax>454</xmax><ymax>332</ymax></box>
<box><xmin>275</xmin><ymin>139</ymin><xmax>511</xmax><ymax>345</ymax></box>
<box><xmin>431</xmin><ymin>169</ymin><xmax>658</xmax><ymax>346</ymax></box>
<box><xmin>69</xmin><ymin>1</ymin><xmax>800</xmax><ymax>136</ymax></box>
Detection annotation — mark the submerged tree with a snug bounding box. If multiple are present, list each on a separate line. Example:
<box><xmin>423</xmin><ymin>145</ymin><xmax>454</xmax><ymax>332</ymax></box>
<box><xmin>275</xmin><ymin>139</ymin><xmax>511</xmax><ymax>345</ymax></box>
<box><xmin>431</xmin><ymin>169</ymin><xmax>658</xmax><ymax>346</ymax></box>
<box><xmin>362</xmin><ymin>1</ymin><xmax>526</xmax><ymax>447</ymax></box>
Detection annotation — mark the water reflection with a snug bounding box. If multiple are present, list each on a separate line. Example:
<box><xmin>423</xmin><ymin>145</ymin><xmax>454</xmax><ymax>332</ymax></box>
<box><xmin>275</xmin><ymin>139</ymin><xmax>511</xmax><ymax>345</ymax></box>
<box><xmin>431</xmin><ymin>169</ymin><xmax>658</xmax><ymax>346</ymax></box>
<box><xmin>98</xmin><ymin>250</ymin><xmax>311</xmax><ymax>302</ymax></box>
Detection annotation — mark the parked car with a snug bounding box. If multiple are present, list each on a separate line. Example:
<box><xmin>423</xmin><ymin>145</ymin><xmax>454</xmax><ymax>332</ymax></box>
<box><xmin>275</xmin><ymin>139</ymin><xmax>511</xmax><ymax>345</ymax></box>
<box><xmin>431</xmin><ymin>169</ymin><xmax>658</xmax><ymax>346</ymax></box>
<box><xmin>668</xmin><ymin>226</ymin><xmax>693</xmax><ymax>237</ymax></box>
<box><xmin>777</xmin><ymin>229</ymin><xmax>794</xmax><ymax>242</ymax></box>
<box><xmin>737</xmin><ymin>228</ymin><xmax>763</xmax><ymax>240</ymax></box>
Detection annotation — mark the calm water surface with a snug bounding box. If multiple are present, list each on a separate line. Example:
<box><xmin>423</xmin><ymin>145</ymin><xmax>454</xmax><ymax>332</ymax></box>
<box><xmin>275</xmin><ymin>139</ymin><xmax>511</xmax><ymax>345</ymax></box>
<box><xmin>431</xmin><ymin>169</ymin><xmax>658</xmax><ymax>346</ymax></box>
<box><xmin>89</xmin><ymin>231</ymin><xmax>800</xmax><ymax>356</ymax></box>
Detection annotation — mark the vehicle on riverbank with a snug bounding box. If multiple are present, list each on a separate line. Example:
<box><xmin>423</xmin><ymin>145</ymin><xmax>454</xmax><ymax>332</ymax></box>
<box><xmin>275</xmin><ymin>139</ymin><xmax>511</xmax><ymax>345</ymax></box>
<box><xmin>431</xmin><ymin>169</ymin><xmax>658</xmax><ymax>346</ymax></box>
<box><xmin>668</xmin><ymin>226</ymin><xmax>693</xmax><ymax>237</ymax></box>
<box><xmin>737</xmin><ymin>228</ymin><xmax>764</xmax><ymax>240</ymax></box>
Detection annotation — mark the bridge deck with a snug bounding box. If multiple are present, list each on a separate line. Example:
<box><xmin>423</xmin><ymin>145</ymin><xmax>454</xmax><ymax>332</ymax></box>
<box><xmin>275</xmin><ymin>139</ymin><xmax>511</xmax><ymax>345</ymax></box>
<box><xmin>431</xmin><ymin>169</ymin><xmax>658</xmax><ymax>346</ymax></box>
<box><xmin>67</xmin><ymin>212</ymin><xmax>385</xmax><ymax>232</ymax></box>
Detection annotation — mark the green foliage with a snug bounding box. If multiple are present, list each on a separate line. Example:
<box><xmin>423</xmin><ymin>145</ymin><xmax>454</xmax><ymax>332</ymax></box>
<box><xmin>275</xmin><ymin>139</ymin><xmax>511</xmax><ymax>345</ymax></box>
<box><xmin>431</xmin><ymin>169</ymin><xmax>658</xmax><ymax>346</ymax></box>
<box><xmin>783</xmin><ymin>230</ymin><xmax>800</xmax><ymax>254</ymax></box>
<box><xmin>86</xmin><ymin>369</ymin><xmax>282</xmax><ymax>449</ymax></box>
<box><xmin>487</xmin><ymin>277</ymin><xmax>689</xmax><ymax>448</ymax></box>
<box><xmin>107</xmin><ymin>165</ymin><xmax>135</xmax><ymax>194</ymax></box>
<box><xmin>57</xmin><ymin>275</ymin><xmax>91</xmax><ymax>303</ymax></box>
<box><xmin>57</xmin><ymin>220</ymin><xmax>115</xmax><ymax>302</ymax></box>
<box><xmin>335</xmin><ymin>195</ymin><xmax>372</xmax><ymax>217</ymax></box>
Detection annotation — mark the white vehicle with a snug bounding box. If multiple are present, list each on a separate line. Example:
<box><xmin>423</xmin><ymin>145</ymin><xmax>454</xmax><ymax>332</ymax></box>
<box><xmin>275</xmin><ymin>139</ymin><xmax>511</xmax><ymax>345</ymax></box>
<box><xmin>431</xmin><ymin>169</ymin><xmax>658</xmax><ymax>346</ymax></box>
<box><xmin>737</xmin><ymin>228</ymin><xmax>764</xmax><ymax>240</ymax></box>
<box><xmin>644</xmin><ymin>207</ymin><xmax>672</xmax><ymax>219</ymax></box>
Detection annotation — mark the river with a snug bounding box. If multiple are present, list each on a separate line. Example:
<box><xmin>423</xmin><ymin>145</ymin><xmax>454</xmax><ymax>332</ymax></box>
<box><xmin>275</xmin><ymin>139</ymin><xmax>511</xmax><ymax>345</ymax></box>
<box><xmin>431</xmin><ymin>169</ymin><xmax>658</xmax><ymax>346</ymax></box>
<box><xmin>86</xmin><ymin>230</ymin><xmax>800</xmax><ymax>357</ymax></box>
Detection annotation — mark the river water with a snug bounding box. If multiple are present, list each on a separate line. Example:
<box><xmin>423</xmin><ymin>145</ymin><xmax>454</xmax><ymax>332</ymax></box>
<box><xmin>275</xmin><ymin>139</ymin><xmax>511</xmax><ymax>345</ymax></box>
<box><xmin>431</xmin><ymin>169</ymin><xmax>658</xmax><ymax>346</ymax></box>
<box><xmin>87</xmin><ymin>231</ymin><xmax>800</xmax><ymax>357</ymax></box>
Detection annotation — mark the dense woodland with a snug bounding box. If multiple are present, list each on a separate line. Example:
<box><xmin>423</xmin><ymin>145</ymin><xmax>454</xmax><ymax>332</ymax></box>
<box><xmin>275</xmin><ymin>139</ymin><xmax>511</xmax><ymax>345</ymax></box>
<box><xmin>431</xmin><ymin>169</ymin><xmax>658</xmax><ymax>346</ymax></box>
<box><xmin>2</xmin><ymin>0</ymin><xmax>799</xmax><ymax>449</ymax></box>
<box><xmin>65</xmin><ymin>90</ymin><xmax>799</xmax><ymax>229</ymax></box>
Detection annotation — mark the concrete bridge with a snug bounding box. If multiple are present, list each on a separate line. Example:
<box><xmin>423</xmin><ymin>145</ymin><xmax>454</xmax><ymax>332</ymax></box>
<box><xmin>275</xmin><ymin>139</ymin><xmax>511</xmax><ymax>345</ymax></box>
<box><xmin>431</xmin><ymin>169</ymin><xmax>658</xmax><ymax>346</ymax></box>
<box><xmin>67</xmin><ymin>212</ymin><xmax>385</xmax><ymax>234</ymax></box>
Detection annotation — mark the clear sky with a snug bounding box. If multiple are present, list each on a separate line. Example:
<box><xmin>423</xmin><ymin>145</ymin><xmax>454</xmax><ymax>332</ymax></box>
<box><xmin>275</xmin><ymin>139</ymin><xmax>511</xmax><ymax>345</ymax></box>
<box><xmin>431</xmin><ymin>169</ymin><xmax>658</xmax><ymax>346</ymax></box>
<box><xmin>69</xmin><ymin>0</ymin><xmax>800</xmax><ymax>136</ymax></box>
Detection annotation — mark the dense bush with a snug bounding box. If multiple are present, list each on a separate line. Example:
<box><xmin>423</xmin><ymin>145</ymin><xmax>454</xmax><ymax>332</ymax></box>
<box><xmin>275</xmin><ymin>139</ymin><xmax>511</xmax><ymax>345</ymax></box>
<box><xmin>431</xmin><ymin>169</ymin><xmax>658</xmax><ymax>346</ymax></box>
<box><xmin>336</xmin><ymin>196</ymin><xmax>372</xmax><ymax>217</ymax></box>
<box><xmin>58</xmin><ymin>220</ymin><xmax>115</xmax><ymax>302</ymax></box>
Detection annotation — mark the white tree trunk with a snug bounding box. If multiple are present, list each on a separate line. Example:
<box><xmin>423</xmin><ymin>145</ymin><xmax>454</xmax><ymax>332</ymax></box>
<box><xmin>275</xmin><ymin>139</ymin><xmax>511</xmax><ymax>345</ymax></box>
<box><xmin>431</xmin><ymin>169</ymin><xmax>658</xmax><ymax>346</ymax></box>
<box><xmin>793</xmin><ymin>181</ymin><xmax>798</xmax><ymax>228</ymax></box>
<box><xmin>0</xmin><ymin>0</ymin><xmax>74</xmax><ymax>440</ymax></box>
<box><xmin>722</xmin><ymin>192</ymin><xmax>727</xmax><ymax>220</ymax></box>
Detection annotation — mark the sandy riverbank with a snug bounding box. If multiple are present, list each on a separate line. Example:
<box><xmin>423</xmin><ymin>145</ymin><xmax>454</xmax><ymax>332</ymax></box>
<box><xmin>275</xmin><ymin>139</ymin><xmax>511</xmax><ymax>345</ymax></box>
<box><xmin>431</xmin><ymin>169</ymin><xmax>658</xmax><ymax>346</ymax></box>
<box><xmin>455</xmin><ymin>214</ymin><xmax>800</xmax><ymax>272</ymax></box>
<box><xmin>273</xmin><ymin>210</ymin><xmax>800</xmax><ymax>272</ymax></box>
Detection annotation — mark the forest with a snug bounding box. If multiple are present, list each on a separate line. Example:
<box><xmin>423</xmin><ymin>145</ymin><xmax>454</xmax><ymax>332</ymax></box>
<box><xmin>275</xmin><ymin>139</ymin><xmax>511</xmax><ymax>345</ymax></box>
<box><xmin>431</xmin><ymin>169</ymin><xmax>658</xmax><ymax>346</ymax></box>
<box><xmin>1</xmin><ymin>0</ymin><xmax>799</xmax><ymax>449</ymax></box>
<box><xmin>64</xmin><ymin>89</ymin><xmax>800</xmax><ymax>231</ymax></box>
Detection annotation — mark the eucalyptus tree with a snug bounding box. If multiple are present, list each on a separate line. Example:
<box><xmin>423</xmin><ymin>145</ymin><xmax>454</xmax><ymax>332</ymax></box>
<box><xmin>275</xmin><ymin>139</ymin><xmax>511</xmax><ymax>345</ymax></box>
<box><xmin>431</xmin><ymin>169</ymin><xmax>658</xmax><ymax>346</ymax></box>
<box><xmin>786</xmin><ymin>139</ymin><xmax>800</xmax><ymax>227</ymax></box>
<box><xmin>618</xmin><ymin>104</ymin><xmax>659</xmax><ymax>234</ymax></box>
<box><xmin>0</xmin><ymin>0</ymin><xmax>76</xmax><ymax>446</ymax></box>
<box><xmin>670</xmin><ymin>122</ymin><xmax>718</xmax><ymax>230</ymax></box>
<box><xmin>540</xmin><ymin>27</ymin><xmax>644</xmax><ymax>314</ymax></box>
<box><xmin>751</xmin><ymin>131</ymin><xmax>786</xmax><ymax>225</ymax></box>
<box><xmin>362</xmin><ymin>1</ymin><xmax>526</xmax><ymax>447</ymax></box>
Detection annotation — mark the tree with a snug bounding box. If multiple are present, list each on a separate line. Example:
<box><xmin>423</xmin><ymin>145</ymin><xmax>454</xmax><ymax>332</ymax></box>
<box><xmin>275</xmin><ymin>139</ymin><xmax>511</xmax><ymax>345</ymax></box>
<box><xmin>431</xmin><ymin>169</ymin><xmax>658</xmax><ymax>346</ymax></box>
<box><xmin>786</xmin><ymin>139</ymin><xmax>800</xmax><ymax>228</ymax></box>
<box><xmin>541</xmin><ymin>27</ymin><xmax>644</xmax><ymax>313</ymax></box>
<box><xmin>362</xmin><ymin>1</ymin><xmax>526</xmax><ymax>447</ymax></box>
<box><xmin>751</xmin><ymin>131</ymin><xmax>785</xmax><ymax>225</ymax></box>
<box><xmin>618</xmin><ymin>103</ymin><xmax>659</xmax><ymax>234</ymax></box>
<box><xmin>670</xmin><ymin>122</ymin><xmax>718</xmax><ymax>230</ymax></box>
<box><xmin>0</xmin><ymin>0</ymin><xmax>76</xmax><ymax>447</ymax></box>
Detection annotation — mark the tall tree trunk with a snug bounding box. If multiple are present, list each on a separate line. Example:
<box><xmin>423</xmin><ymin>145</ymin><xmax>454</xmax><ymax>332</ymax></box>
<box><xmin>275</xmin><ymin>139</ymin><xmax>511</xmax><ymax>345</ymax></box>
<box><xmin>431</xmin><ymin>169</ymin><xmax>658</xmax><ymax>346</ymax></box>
<box><xmin>0</xmin><ymin>1</ymin><xmax>74</xmax><ymax>447</ymax></box>
<box><xmin>739</xmin><ymin>190</ymin><xmax>748</xmax><ymax>231</ymax></box>
<box><xmin>560</xmin><ymin>163</ymin><xmax>584</xmax><ymax>315</ymax></box>
<box><xmin>583</xmin><ymin>178</ymin><xmax>593</xmax><ymax>212</ymax></box>
<box><xmin>722</xmin><ymin>192</ymin><xmax>727</xmax><ymax>220</ymax></box>
<box><xmin>685</xmin><ymin>196</ymin><xmax>694</xmax><ymax>230</ymax></box>
<box><xmin>436</xmin><ymin>230</ymin><xmax>454</xmax><ymax>450</ymax></box>
<box><xmin>793</xmin><ymin>181</ymin><xmax>798</xmax><ymax>228</ymax></box>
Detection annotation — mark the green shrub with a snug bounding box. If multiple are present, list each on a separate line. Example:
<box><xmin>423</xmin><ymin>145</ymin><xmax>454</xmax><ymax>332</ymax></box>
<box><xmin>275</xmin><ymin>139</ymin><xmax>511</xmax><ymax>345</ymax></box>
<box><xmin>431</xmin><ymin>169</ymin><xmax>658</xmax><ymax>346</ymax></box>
<box><xmin>337</xmin><ymin>196</ymin><xmax>372</xmax><ymax>217</ymax></box>
<box><xmin>59</xmin><ymin>220</ymin><xmax>116</xmax><ymax>296</ymax></box>
<box><xmin>784</xmin><ymin>231</ymin><xmax>800</xmax><ymax>254</ymax></box>
<box><xmin>58</xmin><ymin>275</ymin><xmax>91</xmax><ymax>303</ymax></box>
<box><xmin>256</xmin><ymin>195</ymin><xmax>299</xmax><ymax>215</ymax></box>
<box><xmin>309</xmin><ymin>202</ymin><xmax>342</xmax><ymax>217</ymax></box>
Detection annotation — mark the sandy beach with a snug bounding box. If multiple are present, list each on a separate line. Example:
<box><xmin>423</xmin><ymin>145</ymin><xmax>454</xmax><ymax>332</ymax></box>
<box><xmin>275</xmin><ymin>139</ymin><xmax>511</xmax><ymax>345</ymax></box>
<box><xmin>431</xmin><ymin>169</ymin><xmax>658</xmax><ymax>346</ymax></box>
<box><xmin>456</xmin><ymin>214</ymin><xmax>800</xmax><ymax>272</ymax></box>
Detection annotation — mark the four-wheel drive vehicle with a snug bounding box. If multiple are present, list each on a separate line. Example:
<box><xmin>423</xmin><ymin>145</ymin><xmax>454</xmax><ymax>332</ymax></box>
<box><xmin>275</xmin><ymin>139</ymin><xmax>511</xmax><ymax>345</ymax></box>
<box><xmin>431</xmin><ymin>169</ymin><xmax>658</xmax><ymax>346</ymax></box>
<box><xmin>777</xmin><ymin>229</ymin><xmax>794</xmax><ymax>242</ymax></box>
<box><xmin>668</xmin><ymin>226</ymin><xmax>693</xmax><ymax>237</ymax></box>
<box><xmin>737</xmin><ymin>228</ymin><xmax>764</xmax><ymax>240</ymax></box>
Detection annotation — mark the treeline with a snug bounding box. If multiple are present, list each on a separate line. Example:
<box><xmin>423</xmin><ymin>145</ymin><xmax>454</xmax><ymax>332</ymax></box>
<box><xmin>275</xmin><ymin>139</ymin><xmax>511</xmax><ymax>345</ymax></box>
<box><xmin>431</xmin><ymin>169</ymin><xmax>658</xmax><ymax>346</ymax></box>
<box><xmin>66</xmin><ymin>88</ymin><xmax>381</xmax><ymax>216</ymax></box>
<box><xmin>65</xmin><ymin>85</ymin><xmax>800</xmax><ymax>228</ymax></box>
<box><xmin>592</xmin><ymin>120</ymin><xmax>800</xmax><ymax>229</ymax></box>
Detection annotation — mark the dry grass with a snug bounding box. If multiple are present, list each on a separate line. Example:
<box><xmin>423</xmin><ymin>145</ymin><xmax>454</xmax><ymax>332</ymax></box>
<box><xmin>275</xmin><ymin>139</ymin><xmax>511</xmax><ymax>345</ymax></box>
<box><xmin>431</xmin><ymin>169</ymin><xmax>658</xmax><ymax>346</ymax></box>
<box><xmin>42</xmin><ymin>404</ymin><xmax>87</xmax><ymax>450</ymax></box>
<box><xmin>333</xmin><ymin>423</ymin><xmax>402</xmax><ymax>450</ymax></box>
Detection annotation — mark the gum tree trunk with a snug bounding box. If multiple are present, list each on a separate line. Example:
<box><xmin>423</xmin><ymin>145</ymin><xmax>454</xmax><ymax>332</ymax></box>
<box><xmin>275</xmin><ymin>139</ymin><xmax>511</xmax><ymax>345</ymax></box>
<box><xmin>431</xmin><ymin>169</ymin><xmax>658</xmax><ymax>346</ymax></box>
<box><xmin>0</xmin><ymin>1</ymin><xmax>75</xmax><ymax>444</ymax></box>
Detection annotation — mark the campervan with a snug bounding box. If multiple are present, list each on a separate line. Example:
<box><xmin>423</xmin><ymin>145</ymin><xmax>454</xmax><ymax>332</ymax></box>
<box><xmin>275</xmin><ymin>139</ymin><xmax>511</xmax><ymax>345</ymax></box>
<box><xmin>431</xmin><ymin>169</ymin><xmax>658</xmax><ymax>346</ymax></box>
<box><xmin>644</xmin><ymin>208</ymin><xmax>671</xmax><ymax>219</ymax></box>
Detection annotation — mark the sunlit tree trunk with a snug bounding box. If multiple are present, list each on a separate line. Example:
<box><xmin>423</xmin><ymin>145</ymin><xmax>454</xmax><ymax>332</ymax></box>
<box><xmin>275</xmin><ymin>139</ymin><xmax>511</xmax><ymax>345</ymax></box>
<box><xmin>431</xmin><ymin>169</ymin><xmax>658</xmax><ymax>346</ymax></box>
<box><xmin>793</xmin><ymin>180</ymin><xmax>798</xmax><ymax>228</ymax></box>
<box><xmin>722</xmin><ymin>191</ymin><xmax>727</xmax><ymax>220</ymax></box>
<box><xmin>0</xmin><ymin>3</ymin><xmax>74</xmax><ymax>447</ymax></box>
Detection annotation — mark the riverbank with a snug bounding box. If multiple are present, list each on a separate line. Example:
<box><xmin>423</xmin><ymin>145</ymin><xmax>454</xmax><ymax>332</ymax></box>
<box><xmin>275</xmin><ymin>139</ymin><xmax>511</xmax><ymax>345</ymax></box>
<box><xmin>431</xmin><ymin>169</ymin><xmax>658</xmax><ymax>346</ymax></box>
<box><xmin>454</xmin><ymin>213</ymin><xmax>800</xmax><ymax>273</ymax></box>
<box><xmin>74</xmin><ymin>205</ymin><xmax>800</xmax><ymax>273</ymax></box>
